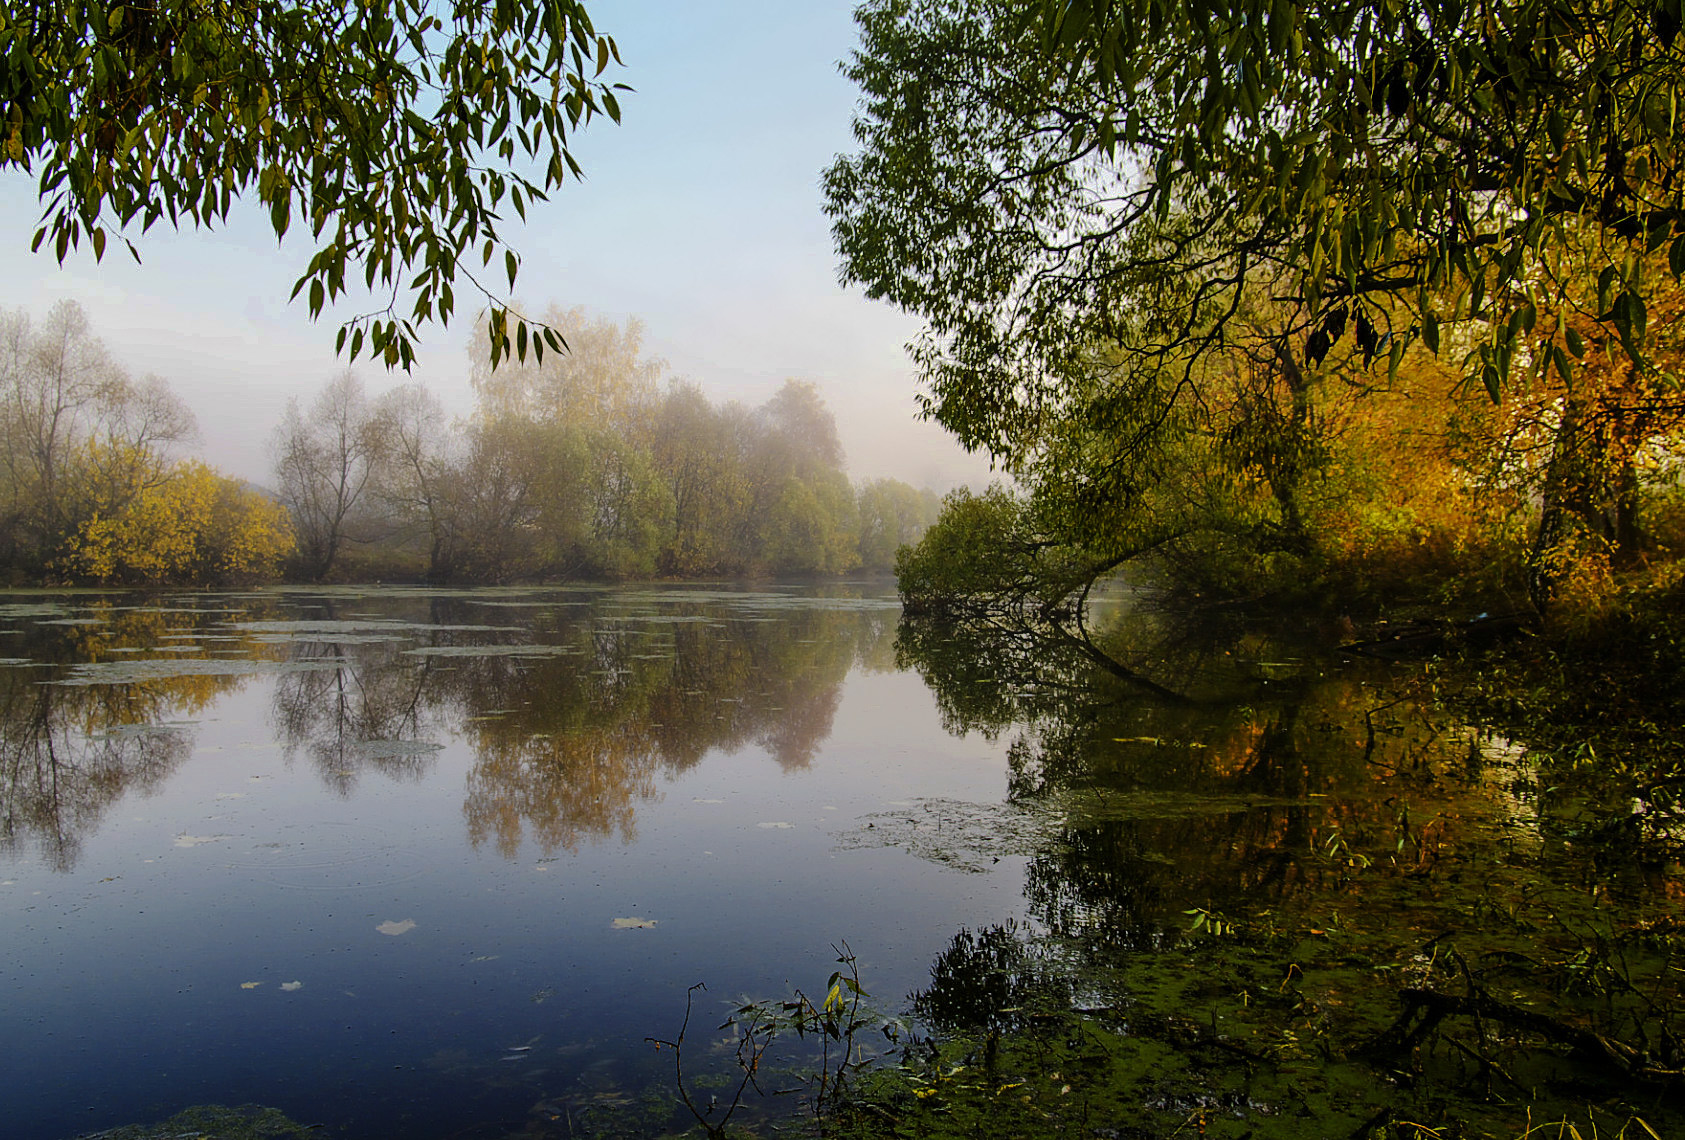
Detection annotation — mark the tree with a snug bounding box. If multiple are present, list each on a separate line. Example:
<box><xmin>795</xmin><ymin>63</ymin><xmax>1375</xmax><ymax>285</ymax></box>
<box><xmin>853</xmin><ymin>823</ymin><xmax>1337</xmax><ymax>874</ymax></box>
<box><xmin>197</xmin><ymin>470</ymin><xmax>294</xmax><ymax>582</ymax></box>
<box><xmin>0</xmin><ymin>300</ymin><xmax>124</xmax><ymax>538</ymax></box>
<box><xmin>648</xmin><ymin>381</ymin><xmax>745</xmax><ymax>576</ymax></box>
<box><xmin>1452</xmin><ymin>235</ymin><xmax>1685</xmax><ymax>595</ymax></box>
<box><xmin>763</xmin><ymin>474</ymin><xmax>860</xmax><ymax>576</ymax></box>
<box><xmin>826</xmin><ymin>0</ymin><xmax>1685</xmax><ymax>608</ymax></box>
<box><xmin>733</xmin><ymin>379</ymin><xmax>860</xmax><ymax>574</ymax></box>
<box><xmin>856</xmin><ymin>478</ymin><xmax>941</xmax><ymax>573</ymax></box>
<box><xmin>470</xmin><ymin>304</ymin><xmax>666</xmax><ymax>430</ymax></box>
<box><xmin>56</xmin><ymin>456</ymin><xmax>292</xmax><ymax>584</ymax></box>
<box><xmin>1</xmin><ymin>1</ymin><xmax>625</xmax><ymax>367</ymax></box>
<box><xmin>271</xmin><ymin>371</ymin><xmax>385</xmax><ymax>580</ymax></box>
<box><xmin>1015</xmin><ymin>0</ymin><xmax>1685</xmax><ymax>387</ymax></box>
<box><xmin>373</xmin><ymin>382</ymin><xmax>459</xmax><ymax>579</ymax></box>
<box><xmin>0</xmin><ymin>300</ymin><xmax>194</xmax><ymax>572</ymax></box>
<box><xmin>896</xmin><ymin>485</ymin><xmax>1052</xmax><ymax>617</ymax></box>
<box><xmin>461</xmin><ymin>305</ymin><xmax>678</xmax><ymax>579</ymax></box>
<box><xmin>441</xmin><ymin>414</ymin><xmax>553</xmax><ymax>582</ymax></box>
<box><xmin>759</xmin><ymin>379</ymin><xmax>847</xmax><ymax>476</ymax></box>
<box><xmin>571</xmin><ymin>427</ymin><xmax>674</xmax><ymax>579</ymax></box>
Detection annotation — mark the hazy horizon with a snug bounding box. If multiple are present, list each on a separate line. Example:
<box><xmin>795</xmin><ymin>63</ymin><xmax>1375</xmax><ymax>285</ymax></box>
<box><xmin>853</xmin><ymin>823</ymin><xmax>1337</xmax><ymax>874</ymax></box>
<box><xmin>0</xmin><ymin>1</ymin><xmax>995</xmax><ymax>494</ymax></box>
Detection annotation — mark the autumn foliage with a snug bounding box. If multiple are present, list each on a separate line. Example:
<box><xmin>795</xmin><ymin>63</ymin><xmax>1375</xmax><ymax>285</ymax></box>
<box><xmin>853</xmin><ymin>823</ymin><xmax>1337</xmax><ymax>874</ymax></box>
<box><xmin>0</xmin><ymin>300</ymin><xmax>292</xmax><ymax>585</ymax></box>
<box><xmin>55</xmin><ymin>453</ymin><xmax>292</xmax><ymax>585</ymax></box>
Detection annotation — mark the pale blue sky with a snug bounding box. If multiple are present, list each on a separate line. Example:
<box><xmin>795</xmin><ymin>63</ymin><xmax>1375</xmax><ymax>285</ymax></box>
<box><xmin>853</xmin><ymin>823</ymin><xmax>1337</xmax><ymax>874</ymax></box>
<box><xmin>0</xmin><ymin>1</ymin><xmax>990</xmax><ymax>491</ymax></box>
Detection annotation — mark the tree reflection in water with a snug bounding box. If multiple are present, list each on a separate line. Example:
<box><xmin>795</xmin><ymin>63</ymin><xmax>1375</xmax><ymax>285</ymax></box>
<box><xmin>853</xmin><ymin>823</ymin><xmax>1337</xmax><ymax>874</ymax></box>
<box><xmin>452</xmin><ymin>601</ymin><xmax>880</xmax><ymax>854</ymax></box>
<box><xmin>264</xmin><ymin>592</ymin><xmax>894</xmax><ymax>856</ymax></box>
<box><xmin>0</xmin><ymin>589</ymin><xmax>898</xmax><ymax>875</ymax></box>
<box><xmin>271</xmin><ymin>626</ymin><xmax>445</xmax><ymax>796</ymax></box>
<box><xmin>888</xmin><ymin>595</ymin><xmax>1685</xmax><ymax>1137</ymax></box>
<box><xmin>912</xmin><ymin>920</ymin><xmax>1074</xmax><ymax>1038</ymax></box>
<box><xmin>895</xmin><ymin>599</ymin><xmax>1476</xmax><ymax>945</ymax></box>
<box><xmin>0</xmin><ymin>603</ymin><xmax>269</xmax><ymax>870</ymax></box>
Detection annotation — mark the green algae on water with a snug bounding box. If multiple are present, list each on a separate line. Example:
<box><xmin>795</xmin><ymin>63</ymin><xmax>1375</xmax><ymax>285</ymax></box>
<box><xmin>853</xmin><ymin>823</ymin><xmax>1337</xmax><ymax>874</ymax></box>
<box><xmin>72</xmin><ymin>1104</ymin><xmax>319</xmax><ymax>1140</ymax></box>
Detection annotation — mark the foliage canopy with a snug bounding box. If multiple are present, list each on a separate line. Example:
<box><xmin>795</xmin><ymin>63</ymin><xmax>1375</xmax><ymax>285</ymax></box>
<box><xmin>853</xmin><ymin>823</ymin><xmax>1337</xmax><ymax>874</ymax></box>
<box><xmin>0</xmin><ymin>0</ymin><xmax>625</xmax><ymax>367</ymax></box>
<box><xmin>828</xmin><ymin>0</ymin><xmax>1685</xmax><ymax>446</ymax></box>
<box><xmin>828</xmin><ymin>0</ymin><xmax>1685</xmax><ymax>610</ymax></box>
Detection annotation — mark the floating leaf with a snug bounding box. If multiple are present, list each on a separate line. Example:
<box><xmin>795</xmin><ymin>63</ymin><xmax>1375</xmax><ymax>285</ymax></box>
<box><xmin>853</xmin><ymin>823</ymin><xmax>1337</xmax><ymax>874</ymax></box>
<box><xmin>376</xmin><ymin>919</ymin><xmax>416</xmax><ymax>936</ymax></box>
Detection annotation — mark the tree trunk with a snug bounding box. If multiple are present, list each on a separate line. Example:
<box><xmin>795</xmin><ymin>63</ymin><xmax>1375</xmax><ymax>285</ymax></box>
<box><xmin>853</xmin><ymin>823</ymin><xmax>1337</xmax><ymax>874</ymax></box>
<box><xmin>1527</xmin><ymin>399</ymin><xmax>1587</xmax><ymax>613</ymax></box>
<box><xmin>1608</xmin><ymin>457</ymin><xmax>1644</xmax><ymax>568</ymax></box>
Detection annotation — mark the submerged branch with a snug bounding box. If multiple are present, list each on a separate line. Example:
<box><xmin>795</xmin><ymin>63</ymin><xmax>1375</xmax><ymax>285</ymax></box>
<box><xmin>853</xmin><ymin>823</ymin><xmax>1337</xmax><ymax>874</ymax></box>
<box><xmin>1358</xmin><ymin>985</ymin><xmax>1684</xmax><ymax>1090</ymax></box>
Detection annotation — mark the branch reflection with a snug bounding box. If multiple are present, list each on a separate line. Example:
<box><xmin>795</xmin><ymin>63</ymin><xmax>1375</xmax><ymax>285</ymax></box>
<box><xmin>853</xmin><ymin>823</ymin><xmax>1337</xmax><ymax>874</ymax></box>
<box><xmin>0</xmin><ymin>602</ymin><xmax>270</xmax><ymax>869</ymax></box>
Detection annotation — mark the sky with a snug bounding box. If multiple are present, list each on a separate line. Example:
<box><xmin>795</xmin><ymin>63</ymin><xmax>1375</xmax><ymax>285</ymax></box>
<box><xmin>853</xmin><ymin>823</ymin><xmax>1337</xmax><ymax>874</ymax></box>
<box><xmin>0</xmin><ymin>1</ymin><xmax>994</xmax><ymax>492</ymax></box>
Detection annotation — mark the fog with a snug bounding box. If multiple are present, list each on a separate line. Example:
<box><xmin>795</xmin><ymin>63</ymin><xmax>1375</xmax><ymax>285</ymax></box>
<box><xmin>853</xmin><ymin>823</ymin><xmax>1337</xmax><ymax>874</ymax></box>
<box><xmin>0</xmin><ymin>1</ymin><xmax>993</xmax><ymax>494</ymax></box>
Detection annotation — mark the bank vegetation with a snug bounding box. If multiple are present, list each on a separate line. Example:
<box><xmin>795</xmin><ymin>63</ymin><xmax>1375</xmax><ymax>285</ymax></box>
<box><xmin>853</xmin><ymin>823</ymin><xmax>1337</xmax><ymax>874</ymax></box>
<box><xmin>0</xmin><ymin>301</ymin><xmax>940</xmax><ymax>587</ymax></box>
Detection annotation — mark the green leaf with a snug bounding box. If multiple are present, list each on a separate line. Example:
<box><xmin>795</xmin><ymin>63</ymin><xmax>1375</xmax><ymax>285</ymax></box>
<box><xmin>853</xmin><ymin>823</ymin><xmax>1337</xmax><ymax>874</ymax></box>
<box><xmin>1551</xmin><ymin>343</ymin><xmax>1573</xmax><ymax>385</ymax></box>
<box><xmin>1597</xmin><ymin>265</ymin><xmax>1619</xmax><ymax>316</ymax></box>
<box><xmin>0</xmin><ymin>0</ymin><xmax>626</xmax><ymax>366</ymax></box>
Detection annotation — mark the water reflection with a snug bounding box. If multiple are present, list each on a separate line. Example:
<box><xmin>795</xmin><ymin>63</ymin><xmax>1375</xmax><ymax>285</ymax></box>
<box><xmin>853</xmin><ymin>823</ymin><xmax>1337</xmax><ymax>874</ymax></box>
<box><xmin>0</xmin><ymin>590</ymin><xmax>898</xmax><ymax>872</ymax></box>
<box><xmin>0</xmin><ymin>680</ymin><xmax>189</xmax><ymax>871</ymax></box>
<box><xmin>444</xmin><ymin>600</ymin><xmax>882</xmax><ymax>853</ymax></box>
<box><xmin>255</xmin><ymin>592</ymin><xmax>894</xmax><ymax>856</ymax></box>
<box><xmin>272</xmin><ymin>636</ymin><xmax>446</xmax><ymax>794</ymax></box>
<box><xmin>0</xmin><ymin>602</ymin><xmax>276</xmax><ymax>869</ymax></box>
<box><xmin>912</xmin><ymin>920</ymin><xmax>1074</xmax><ymax>1036</ymax></box>
<box><xmin>892</xmin><ymin>598</ymin><xmax>1685</xmax><ymax>1137</ymax></box>
<box><xmin>894</xmin><ymin>601</ymin><xmax>1507</xmax><ymax>928</ymax></box>
<box><xmin>2</xmin><ymin>586</ymin><xmax>1675</xmax><ymax>1139</ymax></box>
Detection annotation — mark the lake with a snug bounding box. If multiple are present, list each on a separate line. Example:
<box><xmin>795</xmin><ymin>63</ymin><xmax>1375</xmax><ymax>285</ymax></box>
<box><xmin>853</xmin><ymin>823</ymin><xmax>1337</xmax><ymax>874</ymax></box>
<box><xmin>3</xmin><ymin>586</ymin><xmax>1680</xmax><ymax>1139</ymax></box>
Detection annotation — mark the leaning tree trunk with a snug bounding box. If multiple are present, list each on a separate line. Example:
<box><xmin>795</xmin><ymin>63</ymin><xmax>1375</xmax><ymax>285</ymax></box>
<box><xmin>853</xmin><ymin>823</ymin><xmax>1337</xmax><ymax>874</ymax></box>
<box><xmin>1527</xmin><ymin>399</ymin><xmax>1590</xmax><ymax>614</ymax></box>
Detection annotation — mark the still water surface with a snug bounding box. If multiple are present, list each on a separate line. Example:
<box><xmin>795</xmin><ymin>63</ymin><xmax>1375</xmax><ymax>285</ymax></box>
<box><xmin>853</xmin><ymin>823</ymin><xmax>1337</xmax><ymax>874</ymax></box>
<box><xmin>2</xmin><ymin>585</ymin><xmax>1030</xmax><ymax>1139</ymax></box>
<box><xmin>3</xmin><ymin>585</ymin><xmax>1676</xmax><ymax>1139</ymax></box>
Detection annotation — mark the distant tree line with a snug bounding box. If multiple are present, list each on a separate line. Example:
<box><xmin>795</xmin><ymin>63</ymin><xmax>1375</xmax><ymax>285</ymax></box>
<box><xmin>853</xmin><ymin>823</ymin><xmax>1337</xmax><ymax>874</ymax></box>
<box><xmin>0</xmin><ymin>300</ymin><xmax>941</xmax><ymax>585</ymax></box>
<box><xmin>275</xmin><ymin>307</ymin><xmax>940</xmax><ymax>582</ymax></box>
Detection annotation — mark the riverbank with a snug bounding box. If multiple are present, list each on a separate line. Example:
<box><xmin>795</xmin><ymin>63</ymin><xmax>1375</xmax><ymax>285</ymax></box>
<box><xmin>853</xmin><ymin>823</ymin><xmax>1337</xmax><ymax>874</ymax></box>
<box><xmin>807</xmin><ymin>597</ymin><xmax>1685</xmax><ymax>1140</ymax></box>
